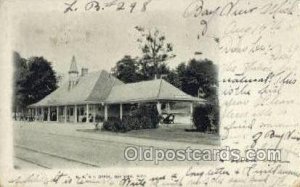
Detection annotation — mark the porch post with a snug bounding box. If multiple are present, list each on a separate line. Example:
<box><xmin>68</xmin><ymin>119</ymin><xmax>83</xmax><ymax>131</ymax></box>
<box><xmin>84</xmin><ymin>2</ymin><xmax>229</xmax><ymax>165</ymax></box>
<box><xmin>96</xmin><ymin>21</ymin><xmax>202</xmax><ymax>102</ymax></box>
<box><xmin>35</xmin><ymin>107</ymin><xmax>38</xmax><ymax>121</ymax></box>
<box><xmin>86</xmin><ymin>104</ymin><xmax>89</xmax><ymax>123</ymax></box>
<box><xmin>47</xmin><ymin>107</ymin><xmax>50</xmax><ymax>121</ymax></box>
<box><xmin>120</xmin><ymin>104</ymin><xmax>123</xmax><ymax>120</ymax></box>
<box><xmin>74</xmin><ymin>105</ymin><xmax>77</xmax><ymax>123</ymax></box>
<box><xmin>104</xmin><ymin>104</ymin><xmax>108</xmax><ymax>121</ymax></box>
<box><xmin>166</xmin><ymin>102</ymin><xmax>170</xmax><ymax>113</ymax></box>
<box><xmin>190</xmin><ymin>102</ymin><xmax>193</xmax><ymax>114</ymax></box>
<box><xmin>56</xmin><ymin>106</ymin><xmax>59</xmax><ymax>122</ymax></box>
<box><xmin>42</xmin><ymin>107</ymin><xmax>44</xmax><ymax>121</ymax></box>
<box><xmin>93</xmin><ymin>104</ymin><xmax>96</xmax><ymax>123</ymax></box>
<box><xmin>156</xmin><ymin>102</ymin><xmax>162</xmax><ymax>115</ymax></box>
<box><xmin>64</xmin><ymin>106</ymin><xmax>67</xmax><ymax>123</ymax></box>
<box><xmin>38</xmin><ymin>108</ymin><xmax>40</xmax><ymax>121</ymax></box>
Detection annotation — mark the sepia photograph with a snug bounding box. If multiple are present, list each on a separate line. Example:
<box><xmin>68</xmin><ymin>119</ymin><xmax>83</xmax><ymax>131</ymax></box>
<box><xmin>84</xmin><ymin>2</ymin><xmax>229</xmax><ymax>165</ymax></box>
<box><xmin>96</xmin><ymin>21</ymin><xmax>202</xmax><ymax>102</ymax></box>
<box><xmin>1</xmin><ymin>0</ymin><xmax>300</xmax><ymax>186</ymax></box>
<box><xmin>11</xmin><ymin>2</ymin><xmax>220</xmax><ymax>169</ymax></box>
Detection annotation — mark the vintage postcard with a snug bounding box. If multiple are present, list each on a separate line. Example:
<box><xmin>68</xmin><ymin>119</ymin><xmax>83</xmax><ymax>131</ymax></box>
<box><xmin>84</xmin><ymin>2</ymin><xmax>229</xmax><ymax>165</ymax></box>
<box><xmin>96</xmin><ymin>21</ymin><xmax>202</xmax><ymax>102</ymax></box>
<box><xmin>0</xmin><ymin>0</ymin><xmax>300</xmax><ymax>186</ymax></box>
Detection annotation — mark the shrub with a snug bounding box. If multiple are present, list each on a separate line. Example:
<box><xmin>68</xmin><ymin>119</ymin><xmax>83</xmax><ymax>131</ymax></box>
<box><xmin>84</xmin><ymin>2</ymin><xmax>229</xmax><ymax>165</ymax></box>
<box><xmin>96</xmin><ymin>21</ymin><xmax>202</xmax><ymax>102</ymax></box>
<box><xmin>134</xmin><ymin>104</ymin><xmax>160</xmax><ymax>129</ymax></box>
<box><xmin>102</xmin><ymin>104</ymin><xmax>159</xmax><ymax>132</ymax></box>
<box><xmin>192</xmin><ymin>104</ymin><xmax>212</xmax><ymax>132</ymax></box>
<box><xmin>102</xmin><ymin>117</ymin><xmax>126</xmax><ymax>132</ymax></box>
<box><xmin>122</xmin><ymin>116</ymin><xmax>139</xmax><ymax>131</ymax></box>
<box><xmin>209</xmin><ymin>103</ymin><xmax>219</xmax><ymax>133</ymax></box>
<box><xmin>192</xmin><ymin>103</ymin><xmax>219</xmax><ymax>133</ymax></box>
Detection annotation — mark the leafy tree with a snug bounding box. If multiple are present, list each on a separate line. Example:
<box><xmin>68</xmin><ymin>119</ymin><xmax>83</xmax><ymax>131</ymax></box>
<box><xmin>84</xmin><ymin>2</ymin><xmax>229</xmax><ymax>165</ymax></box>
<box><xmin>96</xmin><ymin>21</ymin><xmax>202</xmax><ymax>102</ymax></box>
<box><xmin>13</xmin><ymin>52</ymin><xmax>57</xmax><ymax>117</ymax></box>
<box><xmin>16</xmin><ymin>56</ymin><xmax>58</xmax><ymax>107</ymax></box>
<box><xmin>13</xmin><ymin>53</ymin><xmax>58</xmax><ymax>118</ymax></box>
<box><xmin>112</xmin><ymin>27</ymin><xmax>176</xmax><ymax>82</ymax></box>
<box><xmin>164</xmin><ymin>70</ymin><xmax>181</xmax><ymax>89</ymax></box>
<box><xmin>135</xmin><ymin>26</ymin><xmax>175</xmax><ymax>79</ymax></box>
<box><xmin>111</xmin><ymin>55</ymin><xmax>141</xmax><ymax>83</ymax></box>
<box><xmin>12</xmin><ymin>52</ymin><xmax>28</xmax><ymax>116</ymax></box>
<box><xmin>181</xmin><ymin>59</ymin><xmax>218</xmax><ymax>101</ymax></box>
<box><xmin>167</xmin><ymin>62</ymin><xmax>187</xmax><ymax>90</ymax></box>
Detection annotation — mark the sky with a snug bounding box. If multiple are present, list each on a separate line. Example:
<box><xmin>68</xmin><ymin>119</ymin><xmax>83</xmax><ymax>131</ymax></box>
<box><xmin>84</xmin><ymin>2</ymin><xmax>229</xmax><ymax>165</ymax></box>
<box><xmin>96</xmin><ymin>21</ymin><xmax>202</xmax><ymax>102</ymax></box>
<box><xmin>9</xmin><ymin>0</ymin><xmax>219</xmax><ymax>77</ymax></box>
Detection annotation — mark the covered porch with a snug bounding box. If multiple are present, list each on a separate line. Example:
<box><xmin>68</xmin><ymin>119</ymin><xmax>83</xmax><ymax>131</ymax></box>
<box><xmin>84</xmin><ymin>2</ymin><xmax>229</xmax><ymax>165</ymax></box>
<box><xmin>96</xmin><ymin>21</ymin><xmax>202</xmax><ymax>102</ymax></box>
<box><xmin>27</xmin><ymin>79</ymin><xmax>206</xmax><ymax>125</ymax></box>
<box><xmin>27</xmin><ymin>98</ymin><xmax>204</xmax><ymax>125</ymax></box>
<box><xmin>103</xmin><ymin>78</ymin><xmax>206</xmax><ymax>125</ymax></box>
<box><xmin>28</xmin><ymin>103</ymin><xmax>105</xmax><ymax>124</ymax></box>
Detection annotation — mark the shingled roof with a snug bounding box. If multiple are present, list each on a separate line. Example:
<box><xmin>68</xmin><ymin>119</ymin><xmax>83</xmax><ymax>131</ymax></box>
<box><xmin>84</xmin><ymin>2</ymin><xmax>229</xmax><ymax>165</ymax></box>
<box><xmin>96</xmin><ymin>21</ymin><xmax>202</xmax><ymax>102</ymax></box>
<box><xmin>105</xmin><ymin>79</ymin><xmax>205</xmax><ymax>104</ymax></box>
<box><xmin>30</xmin><ymin>71</ymin><xmax>205</xmax><ymax>107</ymax></box>
<box><xmin>30</xmin><ymin>70</ymin><xmax>123</xmax><ymax>107</ymax></box>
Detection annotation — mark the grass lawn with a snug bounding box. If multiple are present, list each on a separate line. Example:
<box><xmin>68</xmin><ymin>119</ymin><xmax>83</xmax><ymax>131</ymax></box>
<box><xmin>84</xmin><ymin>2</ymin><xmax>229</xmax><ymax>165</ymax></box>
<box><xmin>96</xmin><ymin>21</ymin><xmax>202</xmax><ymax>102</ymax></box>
<box><xmin>79</xmin><ymin>123</ymin><xmax>219</xmax><ymax>146</ymax></box>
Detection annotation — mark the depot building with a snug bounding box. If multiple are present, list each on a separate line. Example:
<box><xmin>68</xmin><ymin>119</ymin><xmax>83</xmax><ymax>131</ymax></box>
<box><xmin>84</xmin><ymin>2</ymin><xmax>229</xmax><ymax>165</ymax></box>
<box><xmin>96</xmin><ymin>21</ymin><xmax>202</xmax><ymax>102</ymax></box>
<box><xmin>28</xmin><ymin>56</ymin><xmax>205</xmax><ymax>123</ymax></box>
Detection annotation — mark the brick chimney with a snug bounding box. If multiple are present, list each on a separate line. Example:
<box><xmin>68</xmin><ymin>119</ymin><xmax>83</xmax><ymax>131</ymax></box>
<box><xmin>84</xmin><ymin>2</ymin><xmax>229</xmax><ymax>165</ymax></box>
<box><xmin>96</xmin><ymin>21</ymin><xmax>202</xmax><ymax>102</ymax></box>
<box><xmin>81</xmin><ymin>68</ymin><xmax>88</xmax><ymax>76</ymax></box>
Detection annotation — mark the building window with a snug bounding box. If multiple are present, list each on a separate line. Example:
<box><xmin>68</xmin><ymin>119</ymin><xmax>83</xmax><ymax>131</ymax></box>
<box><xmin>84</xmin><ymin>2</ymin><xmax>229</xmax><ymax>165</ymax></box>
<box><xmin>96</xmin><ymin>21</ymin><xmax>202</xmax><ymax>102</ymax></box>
<box><xmin>69</xmin><ymin>108</ymin><xmax>73</xmax><ymax>116</ymax></box>
<box><xmin>80</xmin><ymin>107</ymin><xmax>84</xmax><ymax>115</ymax></box>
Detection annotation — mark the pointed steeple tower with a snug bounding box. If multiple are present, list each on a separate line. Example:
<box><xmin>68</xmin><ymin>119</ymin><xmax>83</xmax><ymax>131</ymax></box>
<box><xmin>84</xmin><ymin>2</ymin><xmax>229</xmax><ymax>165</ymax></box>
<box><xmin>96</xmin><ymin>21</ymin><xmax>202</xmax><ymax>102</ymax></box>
<box><xmin>69</xmin><ymin>56</ymin><xmax>79</xmax><ymax>74</ymax></box>
<box><xmin>68</xmin><ymin>55</ymin><xmax>79</xmax><ymax>89</ymax></box>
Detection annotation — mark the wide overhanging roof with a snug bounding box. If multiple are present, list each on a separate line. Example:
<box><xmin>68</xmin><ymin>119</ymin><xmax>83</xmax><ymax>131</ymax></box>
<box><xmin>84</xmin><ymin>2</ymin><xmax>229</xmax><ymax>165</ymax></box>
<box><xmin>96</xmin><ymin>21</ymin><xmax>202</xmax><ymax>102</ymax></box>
<box><xmin>105</xmin><ymin>79</ymin><xmax>206</xmax><ymax>104</ymax></box>
<box><xmin>29</xmin><ymin>74</ymin><xmax>206</xmax><ymax>108</ymax></box>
